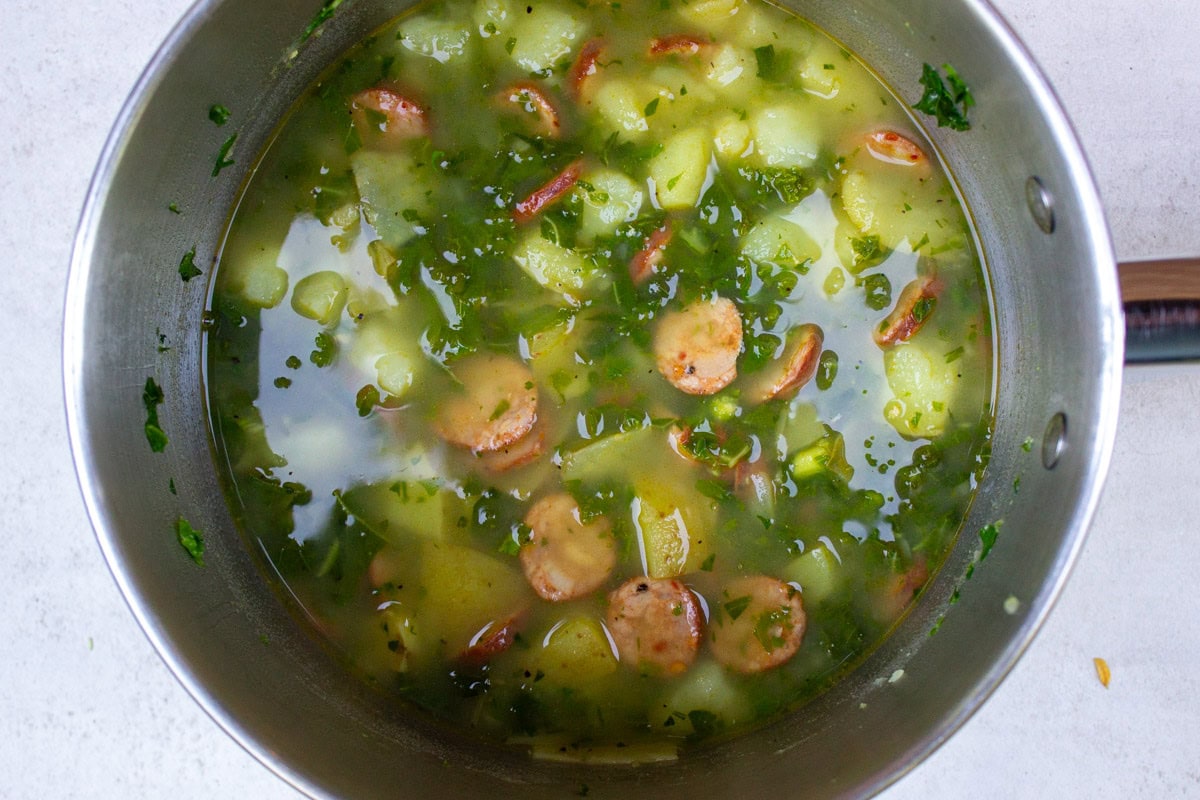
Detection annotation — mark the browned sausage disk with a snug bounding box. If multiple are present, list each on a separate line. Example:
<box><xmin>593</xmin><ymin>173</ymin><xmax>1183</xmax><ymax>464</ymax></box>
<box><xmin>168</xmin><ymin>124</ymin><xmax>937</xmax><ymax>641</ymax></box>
<box><xmin>433</xmin><ymin>353</ymin><xmax>538</xmax><ymax>453</ymax></box>
<box><xmin>520</xmin><ymin>493</ymin><xmax>617</xmax><ymax>602</ymax></box>
<box><xmin>606</xmin><ymin>577</ymin><xmax>704</xmax><ymax>675</ymax></box>
<box><xmin>745</xmin><ymin>323</ymin><xmax>823</xmax><ymax>404</ymax></box>
<box><xmin>709</xmin><ymin>575</ymin><xmax>806</xmax><ymax>674</ymax></box>
<box><xmin>654</xmin><ymin>296</ymin><xmax>743</xmax><ymax>395</ymax></box>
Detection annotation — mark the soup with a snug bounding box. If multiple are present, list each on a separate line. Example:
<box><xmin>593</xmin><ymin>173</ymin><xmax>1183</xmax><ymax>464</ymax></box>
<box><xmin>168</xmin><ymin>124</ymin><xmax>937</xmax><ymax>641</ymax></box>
<box><xmin>206</xmin><ymin>0</ymin><xmax>993</xmax><ymax>760</ymax></box>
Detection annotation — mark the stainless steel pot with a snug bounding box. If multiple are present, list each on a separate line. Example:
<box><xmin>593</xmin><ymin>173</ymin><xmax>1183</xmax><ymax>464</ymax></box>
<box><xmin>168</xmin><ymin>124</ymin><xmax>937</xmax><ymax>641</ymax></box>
<box><xmin>64</xmin><ymin>0</ymin><xmax>1125</xmax><ymax>796</ymax></box>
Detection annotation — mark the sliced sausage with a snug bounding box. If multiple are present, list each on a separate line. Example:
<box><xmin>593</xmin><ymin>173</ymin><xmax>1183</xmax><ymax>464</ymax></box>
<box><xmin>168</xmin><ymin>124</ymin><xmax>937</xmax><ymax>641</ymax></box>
<box><xmin>568</xmin><ymin>38</ymin><xmax>606</xmax><ymax>101</ymax></box>
<box><xmin>648</xmin><ymin>34</ymin><xmax>713</xmax><ymax>58</ymax></box>
<box><xmin>745</xmin><ymin>323</ymin><xmax>823</xmax><ymax>404</ymax></box>
<box><xmin>459</xmin><ymin>616</ymin><xmax>522</xmax><ymax>667</ymax></box>
<box><xmin>513</xmin><ymin>159</ymin><xmax>584</xmax><ymax>224</ymax></box>
<box><xmin>498</xmin><ymin>81</ymin><xmax>561</xmax><ymax>139</ymax></box>
<box><xmin>606</xmin><ymin>577</ymin><xmax>704</xmax><ymax>675</ymax></box>
<box><xmin>872</xmin><ymin>558</ymin><xmax>929</xmax><ymax>625</ymax></box>
<box><xmin>520</xmin><ymin>494</ymin><xmax>617</xmax><ymax>602</ymax></box>
<box><xmin>433</xmin><ymin>353</ymin><xmax>538</xmax><ymax>453</ymax></box>
<box><xmin>709</xmin><ymin>575</ymin><xmax>805</xmax><ymax>674</ymax></box>
<box><xmin>654</xmin><ymin>296</ymin><xmax>743</xmax><ymax>395</ymax></box>
<box><xmin>865</xmin><ymin>130</ymin><xmax>928</xmax><ymax>170</ymax></box>
<box><xmin>350</xmin><ymin>86</ymin><xmax>429</xmax><ymax>142</ymax></box>
<box><xmin>477</xmin><ymin>422</ymin><xmax>546</xmax><ymax>474</ymax></box>
<box><xmin>367</xmin><ymin>546</ymin><xmax>406</xmax><ymax>589</ymax></box>
<box><xmin>629</xmin><ymin>223</ymin><xmax>673</xmax><ymax>285</ymax></box>
<box><xmin>874</xmin><ymin>276</ymin><xmax>941</xmax><ymax>347</ymax></box>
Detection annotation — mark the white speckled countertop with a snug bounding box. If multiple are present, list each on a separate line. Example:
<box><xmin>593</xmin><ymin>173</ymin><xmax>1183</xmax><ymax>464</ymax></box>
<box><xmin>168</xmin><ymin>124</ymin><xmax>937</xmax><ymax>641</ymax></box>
<box><xmin>2</xmin><ymin>0</ymin><xmax>1198</xmax><ymax>796</ymax></box>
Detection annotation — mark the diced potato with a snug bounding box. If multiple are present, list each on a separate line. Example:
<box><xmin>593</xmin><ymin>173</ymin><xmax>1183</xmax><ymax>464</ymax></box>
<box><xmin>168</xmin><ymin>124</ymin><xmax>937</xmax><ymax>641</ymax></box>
<box><xmin>705</xmin><ymin>44</ymin><xmax>754</xmax><ymax>94</ymax></box>
<box><xmin>508</xmin><ymin>6</ymin><xmax>586</xmax><ymax>73</ymax></box>
<box><xmin>678</xmin><ymin>0</ymin><xmax>744</xmax><ymax>29</ymax></box>
<box><xmin>799</xmin><ymin>56</ymin><xmax>840</xmax><ymax>98</ymax></box>
<box><xmin>634</xmin><ymin>481</ymin><xmax>715</xmax><ymax>578</ymax></box>
<box><xmin>577</xmin><ymin>168</ymin><xmax>644</xmax><ymax>242</ymax></box>
<box><xmin>740</xmin><ymin>216</ymin><xmax>820</xmax><ymax>268</ymax></box>
<box><xmin>788</xmin><ymin>429</ymin><xmax>853</xmax><ymax>484</ymax></box>
<box><xmin>348</xmin><ymin>308</ymin><xmax>423</xmax><ymax>391</ymax></box>
<box><xmin>823</xmin><ymin>266</ymin><xmax>846</xmax><ymax>296</ymax></box>
<box><xmin>713</xmin><ymin>116</ymin><xmax>751</xmax><ymax>159</ymax></box>
<box><xmin>752</xmin><ymin>105</ymin><xmax>820</xmax><ymax>168</ymax></box>
<box><xmin>655</xmin><ymin>661</ymin><xmax>750</xmax><ymax>735</ymax></box>
<box><xmin>419</xmin><ymin>542</ymin><xmax>529</xmax><ymax>656</ymax></box>
<box><xmin>534</xmin><ymin>616</ymin><xmax>618</xmax><ymax>687</ymax></box>
<box><xmin>649</xmin><ymin>128</ymin><xmax>711</xmax><ymax>209</ymax></box>
<box><xmin>473</xmin><ymin>0</ymin><xmax>515</xmax><ymax>36</ymax></box>
<box><xmin>375</xmin><ymin>351</ymin><xmax>417</xmax><ymax>397</ymax></box>
<box><xmin>592</xmin><ymin>80</ymin><xmax>650</xmax><ymax>138</ymax></box>
<box><xmin>784</xmin><ymin>543</ymin><xmax>840</xmax><ymax>604</ymax></box>
<box><xmin>883</xmin><ymin>340</ymin><xmax>961</xmax><ymax>439</ymax></box>
<box><xmin>840</xmin><ymin>167</ymin><xmax>966</xmax><ymax>253</ymax></box>
<box><xmin>398</xmin><ymin>16</ymin><xmax>472</xmax><ymax>63</ymax></box>
<box><xmin>336</xmin><ymin>478</ymin><xmax>451</xmax><ymax>546</ymax></box>
<box><xmin>227</xmin><ymin>254</ymin><xmax>289</xmax><ymax>309</ymax></box>
<box><xmin>512</xmin><ymin>231</ymin><xmax>590</xmax><ymax>300</ymax></box>
<box><xmin>559</xmin><ymin>427</ymin><xmax>660</xmax><ymax>484</ymax></box>
<box><xmin>291</xmin><ymin>270</ymin><xmax>348</xmax><ymax>325</ymax></box>
<box><xmin>351</xmin><ymin>150</ymin><xmax>432</xmax><ymax>248</ymax></box>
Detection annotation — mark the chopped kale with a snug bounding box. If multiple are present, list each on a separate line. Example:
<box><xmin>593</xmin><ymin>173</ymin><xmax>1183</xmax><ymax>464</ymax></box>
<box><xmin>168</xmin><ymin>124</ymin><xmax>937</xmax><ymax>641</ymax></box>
<box><xmin>208</xmin><ymin>104</ymin><xmax>231</xmax><ymax>126</ymax></box>
<box><xmin>913</xmin><ymin>63</ymin><xmax>974</xmax><ymax>131</ymax></box>
<box><xmin>142</xmin><ymin>377</ymin><xmax>167</xmax><ymax>452</ymax></box>
<box><xmin>178</xmin><ymin>248</ymin><xmax>202</xmax><ymax>282</ymax></box>
<box><xmin>212</xmin><ymin>133</ymin><xmax>238</xmax><ymax>177</ymax></box>
<box><xmin>176</xmin><ymin>517</ymin><xmax>205</xmax><ymax>566</ymax></box>
<box><xmin>300</xmin><ymin>0</ymin><xmax>347</xmax><ymax>43</ymax></box>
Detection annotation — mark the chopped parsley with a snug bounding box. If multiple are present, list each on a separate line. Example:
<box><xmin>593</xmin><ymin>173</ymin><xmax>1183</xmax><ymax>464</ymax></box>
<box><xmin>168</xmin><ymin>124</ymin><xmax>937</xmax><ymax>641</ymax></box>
<box><xmin>310</xmin><ymin>331</ymin><xmax>338</xmax><ymax>367</ymax></box>
<box><xmin>724</xmin><ymin>595</ymin><xmax>752</xmax><ymax>620</ymax></box>
<box><xmin>300</xmin><ymin>0</ymin><xmax>346</xmax><ymax>43</ymax></box>
<box><xmin>142</xmin><ymin>377</ymin><xmax>167</xmax><ymax>452</ymax></box>
<box><xmin>176</xmin><ymin>517</ymin><xmax>205</xmax><ymax>566</ymax></box>
<box><xmin>913</xmin><ymin>62</ymin><xmax>974</xmax><ymax>131</ymax></box>
<box><xmin>643</xmin><ymin>97</ymin><xmax>660</xmax><ymax>117</ymax></box>
<box><xmin>178</xmin><ymin>248</ymin><xmax>202</xmax><ymax>282</ymax></box>
<box><xmin>212</xmin><ymin>133</ymin><xmax>237</xmax><ymax>177</ymax></box>
<box><xmin>208</xmin><ymin>104</ymin><xmax>231</xmax><ymax>126</ymax></box>
<box><xmin>167</xmin><ymin>202</ymin><xmax>181</xmax><ymax>215</ymax></box>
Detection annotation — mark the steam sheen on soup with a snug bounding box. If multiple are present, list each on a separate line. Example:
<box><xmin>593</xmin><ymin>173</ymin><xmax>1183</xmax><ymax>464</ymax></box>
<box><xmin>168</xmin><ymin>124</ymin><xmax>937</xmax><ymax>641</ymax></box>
<box><xmin>206</xmin><ymin>0</ymin><xmax>993</xmax><ymax>760</ymax></box>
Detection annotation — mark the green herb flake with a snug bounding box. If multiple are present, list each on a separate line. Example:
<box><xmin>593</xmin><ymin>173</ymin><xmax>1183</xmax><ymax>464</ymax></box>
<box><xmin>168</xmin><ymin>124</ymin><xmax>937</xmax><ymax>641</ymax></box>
<box><xmin>700</xmin><ymin>553</ymin><xmax>716</xmax><ymax>572</ymax></box>
<box><xmin>167</xmin><ymin>202</ymin><xmax>181</xmax><ymax>215</ymax></box>
<box><xmin>753</xmin><ymin>44</ymin><xmax>776</xmax><ymax>80</ymax></box>
<box><xmin>489</xmin><ymin>398</ymin><xmax>512</xmax><ymax>421</ymax></box>
<box><xmin>310</xmin><ymin>331</ymin><xmax>338</xmax><ymax>367</ymax></box>
<box><xmin>644</xmin><ymin>97</ymin><xmax>660</xmax><ymax>117</ymax></box>
<box><xmin>356</xmin><ymin>385</ymin><xmax>381</xmax><ymax>416</ymax></box>
<box><xmin>816</xmin><ymin>350</ymin><xmax>838</xmax><ymax>391</ymax></box>
<box><xmin>687</xmin><ymin>709</ymin><xmax>719</xmax><ymax>739</ymax></box>
<box><xmin>301</xmin><ymin>0</ymin><xmax>346</xmax><ymax>43</ymax></box>
<box><xmin>1021</xmin><ymin>437</ymin><xmax>1034</xmax><ymax>452</ymax></box>
<box><xmin>285</xmin><ymin>355</ymin><xmax>303</xmax><ymax>369</ymax></box>
<box><xmin>178</xmin><ymin>248</ymin><xmax>202</xmax><ymax>282</ymax></box>
<box><xmin>666</xmin><ymin>172</ymin><xmax>683</xmax><ymax>191</ymax></box>
<box><xmin>142</xmin><ymin>377</ymin><xmax>168</xmax><ymax>452</ymax></box>
<box><xmin>1013</xmin><ymin>475</ymin><xmax>1021</xmax><ymax>494</ymax></box>
<box><xmin>724</xmin><ymin>595</ymin><xmax>752</xmax><ymax>620</ymax></box>
<box><xmin>273</xmin><ymin>376</ymin><xmax>293</xmax><ymax>389</ymax></box>
<box><xmin>212</xmin><ymin>133</ymin><xmax>238</xmax><ymax>177</ymax></box>
<box><xmin>176</xmin><ymin>517</ymin><xmax>205</xmax><ymax>566</ymax></box>
<box><xmin>505</xmin><ymin>37</ymin><xmax>517</xmax><ymax>54</ymax></box>
<box><xmin>979</xmin><ymin>520</ymin><xmax>1002</xmax><ymax>560</ymax></box>
<box><xmin>911</xmin><ymin>296</ymin><xmax>936</xmax><ymax>322</ymax></box>
<box><xmin>823</xmin><ymin>63</ymin><xmax>835</xmax><ymax>70</ymax></box>
<box><xmin>208</xmin><ymin>104</ymin><xmax>231</xmax><ymax>126</ymax></box>
<box><xmin>752</xmin><ymin>607</ymin><xmax>789</xmax><ymax>652</ymax></box>
<box><xmin>944</xmin><ymin>346</ymin><xmax>965</xmax><ymax>363</ymax></box>
<box><xmin>913</xmin><ymin>62</ymin><xmax>974</xmax><ymax>132</ymax></box>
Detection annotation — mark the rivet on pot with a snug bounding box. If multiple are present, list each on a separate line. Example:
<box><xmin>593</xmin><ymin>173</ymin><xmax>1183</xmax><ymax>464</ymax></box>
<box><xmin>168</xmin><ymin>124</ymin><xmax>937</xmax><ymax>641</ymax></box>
<box><xmin>1025</xmin><ymin>176</ymin><xmax>1055</xmax><ymax>234</ymax></box>
<box><xmin>1042</xmin><ymin>412</ymin><xmax>1067</xmax><ymax>469</ymax></box>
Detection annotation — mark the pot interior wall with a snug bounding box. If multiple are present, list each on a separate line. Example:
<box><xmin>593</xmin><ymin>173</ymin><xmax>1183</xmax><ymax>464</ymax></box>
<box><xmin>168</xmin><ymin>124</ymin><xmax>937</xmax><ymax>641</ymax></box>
<box><xmin>65</xmin><ymin>0</ymin><xmax>1121</xmax><ymax>797</ymax></box>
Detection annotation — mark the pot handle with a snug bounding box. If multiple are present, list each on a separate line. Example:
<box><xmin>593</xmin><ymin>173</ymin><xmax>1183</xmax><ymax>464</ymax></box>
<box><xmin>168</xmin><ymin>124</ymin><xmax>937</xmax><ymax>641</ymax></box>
<box><xmin>1119</xmin><ymin>259</ymin><xmax>1200</xmax><ymax>363</ymax></box>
